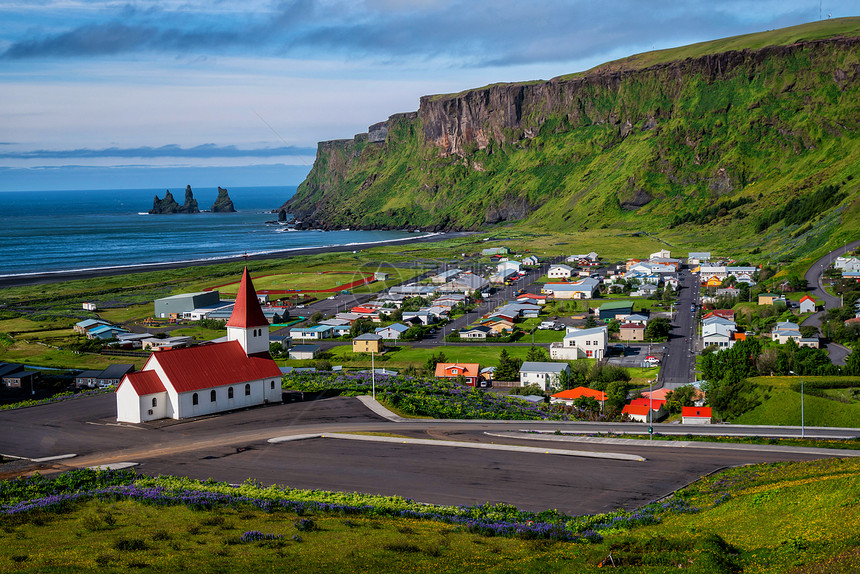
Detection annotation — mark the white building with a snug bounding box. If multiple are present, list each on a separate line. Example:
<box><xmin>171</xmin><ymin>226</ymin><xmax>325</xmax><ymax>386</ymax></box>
<box><xmin>519</xmin><ymin>362</ymin><xmax>570</xmax><ymax>391</ymax></box>
<box><xmin>547</xmin><ymin>264</ymin><xmax>574</xmax><ymax>279</ymax></box>
<box><xmin>115</xmin><ymin>268</ymin><xmax>282</xmax><ymax>423</ymax></box>
<box><xmin>550</xmin><ymin>326</ymin><xmax>608</xmax><ymax>360</ymax></box>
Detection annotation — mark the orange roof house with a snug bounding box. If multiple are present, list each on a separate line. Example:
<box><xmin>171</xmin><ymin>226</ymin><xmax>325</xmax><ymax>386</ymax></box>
<box><xmin>116</xmin><ymin>267</ymin><xmax>282</xmax><ymax>424</ymax></box>
<box><xmin>550</xmin><ymin>386</ymin><xmax>607</xmax><ymax>405</ymax></box>
<box><xmin>682</xmin><ymin>406</ymin><xmax>712</xmax><ymax>424</ymax></box>
<box><xmin>621</xmin><ymin>404</ymin><xmax>652</xmax><ymax>422</ymax></box>
<box><xmin>435</xmin><ymin>363</ymin><xmax>481</xmax><ymax>385</ymax></box>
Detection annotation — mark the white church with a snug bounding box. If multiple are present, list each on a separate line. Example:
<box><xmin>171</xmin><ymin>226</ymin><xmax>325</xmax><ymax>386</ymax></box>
<box><xmin>116</xmin><ymin>267</ymin><xmax>283</xmax><ymax>423</ymax></box>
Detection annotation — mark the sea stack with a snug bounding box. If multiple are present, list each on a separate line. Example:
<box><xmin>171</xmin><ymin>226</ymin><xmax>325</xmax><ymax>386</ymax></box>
<box><xmin>211</xmin><ymin>187</ymin><xmax>236</xmax><ymax>212</ymax></box>
<box><xmin>149</xmin><ymin>185</ymin><xmax>200</xmax><ymax>214</ymax></box>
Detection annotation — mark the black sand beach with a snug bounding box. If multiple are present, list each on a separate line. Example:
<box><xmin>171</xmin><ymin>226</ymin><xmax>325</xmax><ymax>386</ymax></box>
<box><xmin>0</xmin><ymin>232</ymin><xmax>473</xmax><ymax>288</ymax></box>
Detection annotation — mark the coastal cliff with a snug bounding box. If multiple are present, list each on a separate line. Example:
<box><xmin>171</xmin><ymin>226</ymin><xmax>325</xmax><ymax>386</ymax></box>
<box><xmin>150</xmin><ymin>185</ymin><xmax>200</xmax><ymax>214</ymax></box>
<box><xmin>281</xmin><ymin>19</ymin><xmax>860</xmax><ymax>253</ymax></box>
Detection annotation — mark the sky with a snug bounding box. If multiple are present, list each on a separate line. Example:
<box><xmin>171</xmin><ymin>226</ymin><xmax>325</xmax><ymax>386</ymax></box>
<box><xmin>0</xmin><ymin>0</ymin><xmax>855</xmax><ymax>192</ymax></box>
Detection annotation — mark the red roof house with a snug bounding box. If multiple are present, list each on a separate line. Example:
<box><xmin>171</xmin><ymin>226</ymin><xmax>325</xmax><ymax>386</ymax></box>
<box><xmin>621</xmin><ymin>404</ymin><xmax>652</xmax><ymax>422</ymax></box>
<box><xmin>434</xmin><ymin>363</ymin><xmax>481</xmax><ymax>385</ymax></box>
<box><xmin>116</xmin><ymin>267</ymin><xmax>281</xmax><ymax>423</ymax></box>
<box><xmin>681</xmin><ymin>406</ymin><xmax>712</xmax><ymax>424</ymax></box>
<box><xmin>550</xmin><ymin>386</ymin><xmax>607</xmax><ymax>405</ymax></box>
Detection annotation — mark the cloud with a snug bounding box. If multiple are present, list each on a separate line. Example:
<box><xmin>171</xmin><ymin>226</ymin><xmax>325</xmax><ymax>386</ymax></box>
<box><xmin>0</xmin><ymin>144</ymin><xmax>318</xmax><ymax>159</ymax></box>
<box><xmin>1</xmin><ymin>0</ymin><xmax>834</xmax><ymax>66</ymax></box>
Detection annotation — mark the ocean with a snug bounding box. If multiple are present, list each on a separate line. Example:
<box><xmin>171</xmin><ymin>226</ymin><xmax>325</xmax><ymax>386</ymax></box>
<box><xmin>0</xmin><ymin>186</ymin><xmax>422</xmax><ymax>277</ymax></box>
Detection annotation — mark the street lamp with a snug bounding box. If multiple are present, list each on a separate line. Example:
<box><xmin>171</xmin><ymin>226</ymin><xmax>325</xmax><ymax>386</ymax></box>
<box><xmin>790</xmin><ymin>370</ymin><xmax>804</xmax><ymax>438</ymax></box>
<box><xmin>371</xmin><ymin>350</ymin><xmax>376</xmax><ymax>400</ymax></box>
<box><xmin>648</xmin><ymin>379</ymin><xmax>653</xmax><ymax>440</ymax></box>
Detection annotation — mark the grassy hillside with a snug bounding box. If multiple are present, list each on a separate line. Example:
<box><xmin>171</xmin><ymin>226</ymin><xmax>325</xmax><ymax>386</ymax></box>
<box><xmin>2</xmin><ymin>458</ymin><xmax>859</xmax><ymax>572</ymax></box>
<box><xmin>288</xmin><ymin>18</ymin><xmax>860</xmax><ymax>262</ymax></box>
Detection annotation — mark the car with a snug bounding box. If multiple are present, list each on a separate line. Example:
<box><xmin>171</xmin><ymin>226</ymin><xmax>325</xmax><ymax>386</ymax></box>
<box><xmin>296</xmin><ymin>305</ymin><xmax>306</xmax><ymax>309</ymax></box>
<box><xmin>327</xmin><ymin>296</ymin><xmax>336</xmax><ymax>300</ymax></box>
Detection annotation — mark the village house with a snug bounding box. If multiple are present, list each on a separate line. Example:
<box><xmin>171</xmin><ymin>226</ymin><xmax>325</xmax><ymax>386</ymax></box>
<box><xmin>434</xmin><ymin>363</ymin><xmax>481</xmax><ymax>386</ymax></box>
<box><xmin>799</xmin><ymin>295</ymin><xmax>818</xmax><ymax>314</ymax></box>
<box><xmin>460</xmin><ymin>325</ymin><xmax>492</xmax><ymax>340</ymax></box>
<box><xmin>374</xmin><ymin>323</ymin><xmax>410</xmax><ymax>340</ymax></box>
<box><xmin>542</xmin><ymin>277</ymin><xmax>600</xmax><ymax>299</ymax></box>
<box><xmin>547</xmin><ymin>264</ymin><xmax>574</xmax><ymax>279</ymax></box>
<box><xmin>550</xmin><ymin>326</ymin><xmax>608</xmax><ymax>360</ymax></box>
<box><xmin>115</xmin><ymin>268</ymin><xmax>282</xmax><ymax>424</ymax></box>
<box><xmin>289</xmin><ymin>345</ymin><xmax>319</xmax><ymax>360</ymax></box>
<box><xmin>352</xmin><ymin>333</ymin><xmax>385</xmax><ymax>353</ymax></box>
<box><xmin>758</xmin><ymin>293</ymin><xmax>787</xmax><ymax>306</ymax></box>
<box><xmin>619</xmin><ymin>322</ymin><xmax>646</xmax><ymax>341</ymax></box>
<box><xmin>682</xmin><ymin>406</ymin><xmax>713</xmax><ymax>424</ymax></box>
<box><xmin>550</xmin><ymin>386</ymin><xmax>606</xmax><ymax>406</ymax></box>
<box><xmin>519</xmin><ymin>362</ymin><xmax>570</xmax><ymax>391</ymax></box>
<box><xmin>771</xmin><ymin>321</ymin><xmax>802</xmax><ymax>344</ymax></box>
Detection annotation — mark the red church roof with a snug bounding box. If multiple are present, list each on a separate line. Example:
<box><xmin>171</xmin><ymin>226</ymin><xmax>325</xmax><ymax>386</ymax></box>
<box><xmin>149</xmin><ymin>340</ymin><xmax>281</xmax><ymax>393</ymax></box>
<box><xmin>118</xmin><ymin>371</ymin><xmax>166</xmax><ymax>396</ymax></box>
<box><xmin>226</xmin><ymin>267</ymin><xmax>269</xmax><ymax>329</ymax></box>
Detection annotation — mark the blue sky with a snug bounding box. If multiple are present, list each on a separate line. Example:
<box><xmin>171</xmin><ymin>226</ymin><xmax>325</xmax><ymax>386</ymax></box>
<box><xmin>0</xmin><ymin>0</ymin><xmax>855</xmax><ymax>191</ymax></box>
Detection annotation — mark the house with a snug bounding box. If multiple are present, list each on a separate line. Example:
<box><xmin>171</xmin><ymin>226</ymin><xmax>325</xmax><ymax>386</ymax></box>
<box><xmin>598</xmin><ymin>301</ymin><xmax>634</xmax><ymax>321</ymax></box>
<box><xmin>758</xmin><ymin>293</ymin><xmax>786</xmax><ymax>306</ymax></box>
<box><xmin>682</xmin><ymin>406</ymin><xmax>712</xmax><ymax>424</ymax></box>
<box><xmin>74</xmin><ymin>318</ymin><xmax>110</xmax><ymax>334</ymax></box>
<box><xmin>799</xmin><ymin>295</ymin><xmax>817</xmax><ymax>314</ymax></box>
<box><xmin>704</xmin><ymin>310</ymin><xmax>735</xmax><ymax>322</ymax></box>
<box><xmin>519</xmin><ymin>362</ymin><xmax>570</xmax><ymax>391</ymax></box>
<box><xmin>687</xmin><ymin>252</ymin><xmax>711</xmax><ymax>265</ymax></box>
<box><xmin>632</xmin><ymin>284</ymin><xmax>658</xmax><ymax>298</ymax></box>
<box><xmin>289</xmin><ymin>345</ymin><xmax>319</xmax><ymax>360</ymax></box>
<box><xmin>481</xmin><ymin>318</ymin><xmax>516</xmax><ymax>334</ymax></box>
<box><xmin>650</xmin><ymin>249</ymin><xmax>671</xmax><ymax>260</ymax></box>
<box><xmin>352</xmin><ymin>333</ymin><xmax>384</xmax><ymax>353</ymax></box>
<box><xmin>490</xmin><ymin>268</ymin><xmax>518</xmax><ymax>284</ymax></box>
<box><xmin>82</xmin><ymin>302</ymin><xmax>98</xmax><ymax>311</ymax></box>
<box><xmin>374</xmin><ymin>271</ymin><xmax>389</xmax><ymax>281</ymax></box>
<box><xmin>375</xmin><ymin>323</ymin><xmax>410</xmax><ymax>340</ymax></box>
<box><xmin>625</xmin><ymin>313</ymin><xmax>649</xmax><ymax>325</ymax></box>
<box><xmin>497</xmin><ymin>260</ymin><xmax>522</xmax><ymax>274</ymax></box>
<box><xmin>702</xmin><ymin>317</ymin><xmax>737</xmax><ymax>350</ymax></box>
<box><xmin>550</xmin><ymin>386</ymin><xmax>606</xmax><ymax>405</ymax></box>
<box><xmin>548</xmin><ymin>264</ymin><xmax>574</xmax><ymax>279</ymax></box>
<box><xmin>115</xmin><ymin>268</ymin><xmax>282</xmax><ymax>424</ymax></box>
<box><xmin>1</xmin><ymin>365</ymin><xmax>40</xmax><ymax>389</ymax></box>
<box><xmin>517</xmin><ymin>293</ymin><xmax>547</xmax><ymax>305</ymax></box>
<box><xmin>522</xmin><ymin>255</ymin><xmax>539</xmax><ymax>266</ymax></box>
<box><xmin>290</xmin><ymin>325</ymin><xmax>334</xmax><ymax>340</ymax></box>
<box><xmin>834</xmin><ymin>256</ymin><xmax>860</xmax><ymax>270</ymax></box>
<box><xmin>619</xmin><ymin>323</ymin><xmax>646</xmax><ymax>341</ymax></box>
<box><xmin>715</xmin><ymin>287</ymin><xmax>741</xmax><ymax>297</ymax></box>
<box><xmin>142</xmin><ymin>336</ymin><xmax>193</xmax><ymax>351</ymax></box>
<box><xmin>772</xmin><ymin>321</ymin><xmax>802</xmax><ymax>344</ymax></box>
<box><xmin>550</xmin><ymin>326</ymin><xmax>608</xmax><ymax>360</ymax></box>
<box><xmin>434</xmin><ymin>363</ymin><xmax>480</xmax><ymax>385</ymax></box>
<box><xmin>78</xmin><ymin>365</ymin><xmax>135</xmax><ymax>388</ymax></box>
<box><xmin>449</xmin><ymin>273</ymin><xmax>490</xmax><ymax>294</ymax></box>
<box><xmin>402</xmin><ymin>311</ymin><xmax>435</xmax><ymax>325</ymax></box>
<box><xmin>75</xmin><ymin>370</ymin><xmax>104</xmax><ymax>388</ymax></box>
<box><xmin>623</xmin><ymin>398</ymin><xmax>667</xmax><ymax>422</ymax></box>
<box><xmin>460</xmin><ymin>325</ymin><xmax>492</xmax><ymax>340</ymax></box>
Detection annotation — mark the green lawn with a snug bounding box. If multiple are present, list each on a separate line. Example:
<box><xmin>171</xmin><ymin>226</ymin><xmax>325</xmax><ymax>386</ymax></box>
<box><xmin>732</xmin><ymin>376</ymin><xmax>860</xmax><ymax>427</ymax></box>
<box><xmin>322</xmin><ymin>344</ymin><xmax>543</xmax><ymax>369</ymax></box>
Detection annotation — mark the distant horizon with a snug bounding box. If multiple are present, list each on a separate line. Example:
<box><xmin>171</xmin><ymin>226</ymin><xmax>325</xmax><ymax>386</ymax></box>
<box><xmin>0</xmin><ymin>182</ymin><xmax>301</xmax><ymax>194</ymax></box>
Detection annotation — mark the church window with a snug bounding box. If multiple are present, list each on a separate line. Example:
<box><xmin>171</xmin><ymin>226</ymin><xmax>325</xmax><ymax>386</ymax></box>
<box><xmin>210</xmin><ymin>390</ymin><xmax>216</xmax><ymax>402</ymax></box>
<box><xmin>228</xmin><ymin>387</ymin><xmax>234</xmax><ymax>399</ymax></box>
<box><xmin>152</xmin><ymin>397</ymin><xmax>157</xmax><ymax>408</ymax></box>
<box><xmin>192</xmin><ymin>393</ymin><xmax>198</xmax><ymax>405</ymax></box>
<box><xmin>271</xmin><ymin>381</ymin><xmax>275</xmax><ymax>390</ymax></box>
<box><xmin>245</xmin><ymin>384</ymin><xmax>251</xmax><ymax>396</ymax></box>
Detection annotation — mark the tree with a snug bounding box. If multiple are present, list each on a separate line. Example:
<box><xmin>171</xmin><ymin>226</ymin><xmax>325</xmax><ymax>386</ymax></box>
<box><xmin>424</xmin><ymin>351</ymin><xmax>447</xmax><ymax>374</ymax></box>
<box><xmin>644</xmin><ymin>317</ymin><xmax>671</xmax><ymax>340</ymax></box>
<box><xmin>664</xmin><ymin>385</ymin><xmax>697</xmax><ymax>414</ymax></box>
<box><xmin>525</xmin><ymin>345</ymin><xmax>548</xmax><ymax>362</ymax></box>
<box><xmin>350</xmin><ymin>317</ymin><xmax>373</xmax><ymax>338</ymax></box>
<box><xmin>572</xmin><ymin>396</ymin><xmax>600</xmax><ymax>415</ymax></box>
<box><xmin>309</xmin><ymin>311</ymin><xmax>324</xmax><ymax>325</ymax></box>
<box><xmin>585</xmin><ymin>315</ymin><xmax>598</xmax><ymax>328</ymax></box>
<box><xmin>495</xmin><ymin>349</ymin><xmax>522</xmax><ymax>382</ymax></box>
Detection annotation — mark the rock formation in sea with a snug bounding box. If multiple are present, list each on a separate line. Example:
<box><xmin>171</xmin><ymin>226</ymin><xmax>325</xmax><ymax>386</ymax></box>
<box><xmin>211</xmin><ymin>187</ymin><xmax>236</xmax><ymax>212</ymax></box>
<box><xmin>149</xmin><ymin>185</ymin><xmax>200</xmax><ymax>214</ymax></box>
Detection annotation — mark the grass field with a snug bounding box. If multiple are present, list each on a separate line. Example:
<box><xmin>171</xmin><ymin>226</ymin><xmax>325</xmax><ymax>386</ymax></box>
<box><xmin>2</xmin><ymin>457</ymin><xmax>860</xmax><ymax>572</ymax></box>
<box><xmin>322</xmin><ymin>344</ymin><xmax>537</xmax><ymax>369</ymax></box>
<box><xmin>732</xmin><ymin>376</ymin><xmax>860</xmax><ymax>427</ymax></box>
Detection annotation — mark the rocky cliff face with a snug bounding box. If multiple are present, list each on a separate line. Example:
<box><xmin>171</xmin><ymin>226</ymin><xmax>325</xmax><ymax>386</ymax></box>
<box><xmin>281</xmin><ymin>31</ymin><xmax>860</xmax><ymax>239</ymax></box>
<box><xmin>211</xmin><ymin>187</ymin><xmax>236</xmax><ymax>212</ymax></box>
<box><xmin>150</xmin><ymin>185</ymin><xmax>200</xmax><ymax>214</ymax></box>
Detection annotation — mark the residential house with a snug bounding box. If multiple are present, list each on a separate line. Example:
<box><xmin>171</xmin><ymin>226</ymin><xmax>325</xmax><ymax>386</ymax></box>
<box><xmin>522</xmin><ymin>255</ymin><xmax>539</xmax><ymax>266</ymax></box>
<box><xmin>289</xmin><ymin>345</ymin><xmax>319</xmax><ymax>360</ymax></box>
<box><xmin>481</xmin><ymin>318</ymin><xmax>516</xmax><ymax>334</ymax></box>
<box><xmin>82</xmin><ymin>302</ymin><xmax>98</xmax><ymax>311</ymax></box>
<box><xmin>834</xmin><ymin>256</ymin><xmax>860</xmax><ymax>270</ymax></box>
<box><xmin>352</xmin><ymin>333</ymin><xmax>385</xmax><ymax>353</ymax></box>
<box><xmin>702</xmin><ymin>316</ymin><xmax>737</xmax><ymax>350</ymax></box>
<box><xmin>682</xmin><ymin>406</ymin><xmax>712</xmax><ymax>424</ymax></box>
<box><xmin>434</xmin><ymin>363</ymin><xmax>481</xmax><ymax>386</ymax></box>
<box><xmin>632</xmin><ymin>284</ymin><xmax>658</xmax><ymax>298</ymax></box>
<box><xmin>2</xmin><ymin>369</ymin><xmax>40</xmax><ymax>389</ymax></box>
<box><xmin>519</xmin><ymin>362</ymin><xmax>570</xmax><ymax>391</ymax></box>
<box><xmin>375</xmin><ymin>323</ymin><xmax>410</xmax><ymax>340</ymax></box>
<box><xmin>115</xmin><ymin>268</ymin><xmax>282</xmax><ymax>423</ymax></box>
<box><xmin>687</xmin><ymin>252</ymin><xmax>711</xmax><ymax>265</ymax></box>
<box><xmin>550</xmin><ymin>387</ymin><xmax>606</xmax><ymax>406</ymax></box>
<box><xmin>624</xmin><ymin>398</ymin><xmax>667</xmax><ymax>422</ymax></box>
<box><xmin>619</xmin><ymin>323</ymin><xmax>646</xmax><ymax>341</ymax></box>
<box><xmin>87</xmin><ymin>324</ymin><xmax>129</xmax><ymax>340</ymax></box>
<box><xmin>142</xmin><ymin>336</ymin><xmax>193</xmax><ymax>351</ymax></box>
<box><xmin>625</xmin><ymin>313</ymin><xmax>649</xmax><ymax>325</ymax></box>
<box><xmin>290</xmin><ymin>325</ymin><xmax>334</xmax><ymax>340</ymax></box>
<box><xmin>715</xmin><ymin>287</ymin><xmax>741</xmax><ymax>297</ymax></box>
<box><xmin>460</xmin><ymin>325</ymin><xmax>492</xmax><ymax>340</ymax></box>
<box><xmin>799</xmin><ymin>295</ymin><xmax>818</xmax><ymax>314</ymax></box>
<box><xmin>402</xmin><ymin>311</ymin><xmax>435</xmax><ymax>325</ymax></box>
<box><xmin>550</xmin><ymin>326</ymin><xmax>608</xmax><ymax>360</ymax></box>
<box><xmin>74</xmin><ymin>318</ymin><xmax>110</xmax><ymax>334</ymax></box>
<box><xmin>772</xmin><ymin>321</ymin><xmax>802</xmax><ymax>344</ymax></box>
<box><xmin>704</xmin><ymin>310</ymin><xmax>735</xmax><ymax>322</ymax></box>
<box><xmin>547</xmin><ymin>264</ymin><xmax>574</xmax><ymax>279</ymax></box>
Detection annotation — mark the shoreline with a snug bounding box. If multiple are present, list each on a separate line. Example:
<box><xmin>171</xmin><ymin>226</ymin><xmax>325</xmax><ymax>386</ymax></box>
<box><xmin>0</xmin><ymin>232</ymin><xmax>473</xmax><ymax>288</ymax></box>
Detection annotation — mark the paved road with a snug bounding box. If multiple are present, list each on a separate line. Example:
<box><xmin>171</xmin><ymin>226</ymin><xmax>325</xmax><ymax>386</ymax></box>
<box><xmin>0</xmin><ymin>395</ymin><xmax>856</xmax><ymax>514</ymax></box>
<box><xmin>659</xmin><ymin>268</ymin><xmax>699</xmax><ymax>388</ymax></box>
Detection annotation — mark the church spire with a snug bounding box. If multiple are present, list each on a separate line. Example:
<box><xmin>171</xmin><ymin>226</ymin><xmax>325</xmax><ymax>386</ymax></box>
<box><xmin>227</xmin><ymin>267</ymin><xmax>269</xmax><ymax>328</ymax></box>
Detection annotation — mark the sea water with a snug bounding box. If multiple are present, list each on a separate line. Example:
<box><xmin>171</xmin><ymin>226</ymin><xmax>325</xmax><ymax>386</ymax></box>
<box><xmin>0</xmin><ymin>186</ymin><xmax>421</xmax><ymax>276</ymax></box>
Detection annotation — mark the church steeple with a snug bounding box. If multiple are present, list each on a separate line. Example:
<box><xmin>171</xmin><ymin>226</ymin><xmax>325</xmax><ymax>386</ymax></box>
<box><xmin>227</xmin><ymin>267</ymin><xmax>270</xmax><ymax>355</ymax></box>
